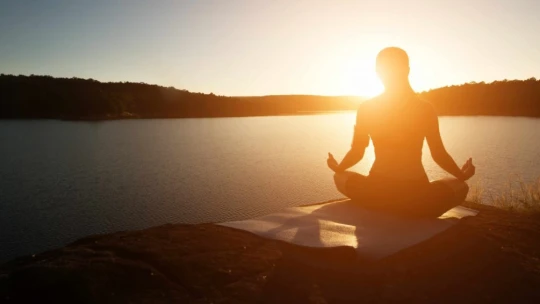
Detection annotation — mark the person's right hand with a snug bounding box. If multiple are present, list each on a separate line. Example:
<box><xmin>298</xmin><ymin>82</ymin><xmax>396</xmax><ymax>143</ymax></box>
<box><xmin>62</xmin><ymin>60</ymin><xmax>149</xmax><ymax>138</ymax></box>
<box><xmin>461</xmin><ymin>158</ymin><xmax>475</xmax><ymax>180</ymax></box>
<box><xmin>327</xmin><ymin>153</ymin><xmax>339</xmax><ymax>172</ymax></box>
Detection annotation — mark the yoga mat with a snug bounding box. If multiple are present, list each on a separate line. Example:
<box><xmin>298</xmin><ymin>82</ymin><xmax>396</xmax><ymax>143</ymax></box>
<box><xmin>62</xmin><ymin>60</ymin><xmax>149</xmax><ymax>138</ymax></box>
<box><xmin>218</xmin><ymin>199</ymin><xmax>478</xmax><ymax>260</ymax></box>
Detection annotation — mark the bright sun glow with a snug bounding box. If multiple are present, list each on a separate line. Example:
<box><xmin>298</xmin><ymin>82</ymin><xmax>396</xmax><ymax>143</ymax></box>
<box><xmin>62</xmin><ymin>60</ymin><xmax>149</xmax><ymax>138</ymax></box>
<box><xmin>321</xmin><ymin>57</ymin><xmax>385</xmax><ymax>98</ymax></box>
<box><xmin>351</xmin><ymin>69</ymin><xmax>385</xmax><ymax>98</ymax></box>
<box><xmin>347</xmin><ymin>58</ymin><xmax>385</xmax><ymax>98</ymax></box>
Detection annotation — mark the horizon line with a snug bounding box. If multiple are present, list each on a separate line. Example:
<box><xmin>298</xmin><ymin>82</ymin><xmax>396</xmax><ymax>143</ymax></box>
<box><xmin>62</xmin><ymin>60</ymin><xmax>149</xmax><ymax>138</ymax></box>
<box><xmin>1</xmin><ymin>72</ymin><xmax>537</xmax><ymax>98</ymax></box>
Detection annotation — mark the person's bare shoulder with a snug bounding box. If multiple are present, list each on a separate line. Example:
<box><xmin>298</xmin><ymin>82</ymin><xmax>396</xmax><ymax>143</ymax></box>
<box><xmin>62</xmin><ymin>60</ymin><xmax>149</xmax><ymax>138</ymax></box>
<box><xmin>415</xmin><ymin>97</ymin><xmax>439</xmax><ymax>129</ymax></box>
<box><xmin>416</xmin><ymin>97</ymin><xmax>438</xmax><ymax>117</ymax></box>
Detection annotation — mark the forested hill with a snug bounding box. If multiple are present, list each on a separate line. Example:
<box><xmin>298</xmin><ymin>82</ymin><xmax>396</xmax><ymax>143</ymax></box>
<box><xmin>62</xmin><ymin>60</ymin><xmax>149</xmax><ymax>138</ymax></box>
<box><xmin>0</xmin><ymin>74</ymin><xmax>539</xmax><ymax>119</ymax></box>
<box><xmin>0</xmin><ymin>75</ymin><xmax>361</xmax><ymax>119</ymax></box>
<box><xmin>419</xmin><ymin>78</ymin><xmax>540</xmax><ymax>117</ymax></box>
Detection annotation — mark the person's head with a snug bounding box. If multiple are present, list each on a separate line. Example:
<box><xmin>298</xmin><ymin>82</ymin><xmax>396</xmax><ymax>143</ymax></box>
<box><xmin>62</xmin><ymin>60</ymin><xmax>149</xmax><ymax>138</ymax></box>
<box><xmin>376</xmin><ymin>47</ymin><xmax>410</xmax><ymax>90</ymax></box>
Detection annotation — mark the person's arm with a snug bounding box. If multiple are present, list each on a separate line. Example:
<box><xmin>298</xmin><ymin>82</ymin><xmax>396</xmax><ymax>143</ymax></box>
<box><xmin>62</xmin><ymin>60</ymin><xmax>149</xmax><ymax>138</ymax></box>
<box><xmin>425</xmin><ymin>104</ymin><xmax>473</xmax><ymax>180</ymax></box>
<box><xmin>333</xmin><ymin>146</ymin><xmax>366</xmax><ymax>172</ymax></box>
<box><xmin>328</xmin><ymin>106</ymin><xmax>369</xmax><ymax>172</ymax></box>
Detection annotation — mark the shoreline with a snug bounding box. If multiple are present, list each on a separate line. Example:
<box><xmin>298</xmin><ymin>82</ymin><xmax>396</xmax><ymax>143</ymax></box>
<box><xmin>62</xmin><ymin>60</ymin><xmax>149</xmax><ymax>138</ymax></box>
<box><xmin>1</xmin><ymin>112</ymin><xmax>540</xmax><ymax>122</ymax></box>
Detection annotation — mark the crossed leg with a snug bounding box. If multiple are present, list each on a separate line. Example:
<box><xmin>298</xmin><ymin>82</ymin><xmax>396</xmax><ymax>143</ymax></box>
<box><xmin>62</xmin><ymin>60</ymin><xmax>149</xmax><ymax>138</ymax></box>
<box><xmin>333</xmin><ymin>171</ymin><xmax>366</xmax><ymax>198</ymax></box>
<box><xmin>333</xmin><ymin>171</ymin><xmax>470</xmax><ymax>217</ymax></box>
<box><xmin>425</xmin><ymin>177</ymin><xmax>469</xmax><ymax>216</ymax></box>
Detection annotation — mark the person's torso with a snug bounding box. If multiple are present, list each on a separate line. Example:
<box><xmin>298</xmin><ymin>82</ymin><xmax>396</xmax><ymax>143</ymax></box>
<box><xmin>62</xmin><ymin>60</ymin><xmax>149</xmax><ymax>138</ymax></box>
<box><xmin>362</xmin><ymin>94</ymin><xmax>432</xmax><ymax>183</ymax></box>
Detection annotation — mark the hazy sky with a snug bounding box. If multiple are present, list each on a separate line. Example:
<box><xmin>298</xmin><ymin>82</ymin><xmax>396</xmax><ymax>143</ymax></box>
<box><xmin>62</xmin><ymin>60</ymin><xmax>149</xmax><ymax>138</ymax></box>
<box><xmin>1</xmin><ymin>0</ymin><xmax>539</xmax><ymax>96</ymax></box>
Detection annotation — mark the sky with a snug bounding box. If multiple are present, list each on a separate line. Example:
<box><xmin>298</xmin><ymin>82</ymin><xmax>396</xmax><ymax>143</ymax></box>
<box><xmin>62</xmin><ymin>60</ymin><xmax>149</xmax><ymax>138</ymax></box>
<box><xmin>0</xmin><ymin>0</ymin><xmax>539</xmax><ymax>97</ymax></box>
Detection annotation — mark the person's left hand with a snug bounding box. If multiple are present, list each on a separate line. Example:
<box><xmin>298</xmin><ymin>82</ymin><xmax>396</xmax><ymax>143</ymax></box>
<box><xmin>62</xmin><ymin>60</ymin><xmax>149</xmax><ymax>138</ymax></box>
<box><xmin>460</xmin><ymin>158</ymin><xmax>475</xmax><ymax>180</ymax></box>
<box><xmin>327</xmin><ymin>153</ymin><xmax>339</xmax><ymax>172</ymax></box>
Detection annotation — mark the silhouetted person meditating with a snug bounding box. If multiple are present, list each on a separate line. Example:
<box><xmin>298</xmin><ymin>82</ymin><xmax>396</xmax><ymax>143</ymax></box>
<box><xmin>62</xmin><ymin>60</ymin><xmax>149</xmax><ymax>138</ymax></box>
<box><xmin>328</xmin><ymin>47</ymin><xmax>475</xmax><ymax>217</ymax></box>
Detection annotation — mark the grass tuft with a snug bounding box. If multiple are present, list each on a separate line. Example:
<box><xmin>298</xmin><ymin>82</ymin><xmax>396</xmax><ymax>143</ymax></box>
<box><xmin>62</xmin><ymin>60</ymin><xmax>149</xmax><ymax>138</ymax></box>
<box><xmin>470</xmin><ymin>177</ymin><xmax>540</xmax><ymax>213</ymax></box>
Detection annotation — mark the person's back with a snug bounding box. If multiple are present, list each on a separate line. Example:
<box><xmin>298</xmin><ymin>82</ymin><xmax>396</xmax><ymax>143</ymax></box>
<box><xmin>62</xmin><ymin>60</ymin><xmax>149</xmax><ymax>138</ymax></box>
<box><xmin>356</xmin><ymin>94</ymin><xmax>434</xmax><ymax>183</ymax></box>
<box><xmin>327</xmin><ymin>47</ymin><xmax>475</xmax><ymax>217</ymax></box>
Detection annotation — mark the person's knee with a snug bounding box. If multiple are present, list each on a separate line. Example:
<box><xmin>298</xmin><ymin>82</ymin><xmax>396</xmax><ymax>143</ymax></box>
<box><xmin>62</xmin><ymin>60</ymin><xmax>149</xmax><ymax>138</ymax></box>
<box><xmin>449</xmin><ymin>179</ymin><xmax>469</xmax><ymax>202</ymax></box>
<box><xmin>433</xmin><ymin>178</ymin><xmax>469</xmax><ymax>202</ymax></box>
<box><xmin>333</xmin><ymin>171</ymin><xmax>367</xmax><ymax>199</ymax></box>
<box><xmin>457</xmin><ymin>181</ymin><xmax>469</xmax><ymax>201</ymax></box>
<box><xmin>333</xmin><ymin>171</ymin><xmax>346</xmax><ymax>183</ymax></box>
<box><xmin>333</xmin><ymin>172</ymin><xmax>349</xmax><ymax>195</ymax></box>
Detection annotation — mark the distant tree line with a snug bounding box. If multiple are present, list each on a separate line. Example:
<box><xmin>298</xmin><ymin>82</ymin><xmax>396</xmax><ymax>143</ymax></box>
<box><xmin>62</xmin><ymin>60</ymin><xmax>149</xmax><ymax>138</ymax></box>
<box><xmin>0</xmin><ymin>74</ymin><xmax>538</xmax><ymax>119</ymax></box>
<box><xmin>0</xmin><ymin>74</ymin><xmax>360</xmax><ymax>119</ymax></box>
<box><xmin>420</xmin><ymin>78</ymin><xmax>540</xmax><ymax>117</ymax></box>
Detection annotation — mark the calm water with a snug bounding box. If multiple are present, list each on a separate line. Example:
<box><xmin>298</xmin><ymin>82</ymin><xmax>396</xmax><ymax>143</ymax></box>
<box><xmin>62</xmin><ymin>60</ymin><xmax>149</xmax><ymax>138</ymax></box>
<box><xmin>1</xmin><ymin>114</ymin><xmax>539</xmax><ymax>262</ymax></box>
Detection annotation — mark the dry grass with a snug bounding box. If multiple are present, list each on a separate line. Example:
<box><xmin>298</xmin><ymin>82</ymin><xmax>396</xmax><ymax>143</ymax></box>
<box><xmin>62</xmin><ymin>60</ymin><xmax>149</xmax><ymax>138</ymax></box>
<box><xmin>470</xmin><ymin>177</ymin><xmax>540</xmax><ymax>212</ymax></box>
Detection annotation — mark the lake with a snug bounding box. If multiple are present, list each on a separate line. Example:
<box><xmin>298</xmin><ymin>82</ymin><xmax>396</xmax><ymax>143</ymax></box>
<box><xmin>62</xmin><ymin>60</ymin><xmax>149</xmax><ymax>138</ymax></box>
<box><xmin>1</xmin><ymin>114</ymin><xmax>539</xmax><ymax>262</ymax></box>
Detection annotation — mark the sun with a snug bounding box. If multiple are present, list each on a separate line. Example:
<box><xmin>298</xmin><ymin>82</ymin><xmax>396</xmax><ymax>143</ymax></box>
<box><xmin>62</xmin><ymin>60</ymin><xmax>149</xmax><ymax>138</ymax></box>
<box><xmin>323</xmin><ymin>57</ymin><xmax>384</xmax><ymax>98</ymax></box>
<box><xmin>313</xmin><ymin>55</ymin><xmax>385</xmax><ymax>97</ymax></box>
<box><xmin>344</xmin><ymin>59</ymin><xmax>384</xmax><ymax>98</ymax></box>
<box><xmin>353</xmin><ymin>70</ymin><xmax>384</xmax><ymax>98</ymax></box>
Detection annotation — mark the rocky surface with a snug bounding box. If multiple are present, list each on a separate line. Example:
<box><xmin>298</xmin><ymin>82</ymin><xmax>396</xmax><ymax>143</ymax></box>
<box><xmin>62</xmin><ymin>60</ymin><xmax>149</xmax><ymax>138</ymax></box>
<box><xmin>1</xmin><ymin>203</ymin><xmax>540</xmax><ymax>303</ymax></box>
